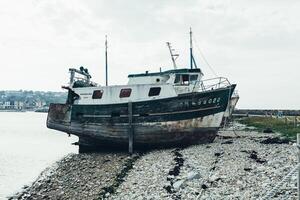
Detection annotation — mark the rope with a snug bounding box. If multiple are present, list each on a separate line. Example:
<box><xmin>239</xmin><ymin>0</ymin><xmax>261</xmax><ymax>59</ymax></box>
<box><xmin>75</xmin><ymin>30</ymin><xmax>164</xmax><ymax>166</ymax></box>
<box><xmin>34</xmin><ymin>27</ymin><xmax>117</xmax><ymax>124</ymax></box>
<box><xmin>193</xmin><ymin>37</ymin><xmax>218</xmax><ymax>77</ymax></box>
<box><xmin>261</xmin><ymin>164</ymin><xmax>300</xmax><ymax>200</ymax></box>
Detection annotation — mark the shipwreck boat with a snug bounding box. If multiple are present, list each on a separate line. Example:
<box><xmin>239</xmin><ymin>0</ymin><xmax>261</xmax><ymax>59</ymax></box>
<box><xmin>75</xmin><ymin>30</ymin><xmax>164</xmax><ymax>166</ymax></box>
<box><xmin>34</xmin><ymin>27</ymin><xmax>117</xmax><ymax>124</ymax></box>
<box><xmin>222</xmin><ymin>91</ymin><xmax>239</xmax><ymax>125</ymax></box>
<box><xmin>47</xmin><ymin>30</ymin><xmax>237</xmax><ymax>152</ymax></box>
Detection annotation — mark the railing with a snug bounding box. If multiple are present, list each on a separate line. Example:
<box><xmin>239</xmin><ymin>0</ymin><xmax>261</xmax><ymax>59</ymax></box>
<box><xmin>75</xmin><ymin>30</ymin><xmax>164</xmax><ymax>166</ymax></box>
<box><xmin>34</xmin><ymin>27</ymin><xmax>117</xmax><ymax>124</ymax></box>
<box><xmin>193</xmin><ymin>77</ymin><xmax>232</xmax><ymax>92</ymax></box>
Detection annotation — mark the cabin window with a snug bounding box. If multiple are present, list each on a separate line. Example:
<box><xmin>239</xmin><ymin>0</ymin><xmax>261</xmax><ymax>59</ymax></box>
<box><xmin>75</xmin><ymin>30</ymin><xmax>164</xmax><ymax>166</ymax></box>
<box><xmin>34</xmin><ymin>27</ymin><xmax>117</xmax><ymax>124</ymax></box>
<box><xmin>190</xmin><ymin>75</ymin><xmax>198</xmax><ymax>81</ymax></box>
<box><xmin>182</xmin><ymin>75</ymin><xmax>189</xmax><ymax>85</ymax></box>
<box><xmin>120</xmin><ymin>88</ymin><xmax>132</xmax><ymax>98</ymax></box>
<box><xmin>174</xmin><ymin>74</ymin><xmax>199</xmax><ymax>85</ymax></box>
<box><xmin>148</xmin><ymin>87</ymin><xmax>161</xmax><ymax>97</ymax></box>
<box><xmin>92</xmin><ymin>90</ymin><xmax>103</xmax><ymax>99</ymax></box>
<box><xmin>174</xmin><ymin>74</ymin><xmax>181</xmax><ymax>84</ymax></box>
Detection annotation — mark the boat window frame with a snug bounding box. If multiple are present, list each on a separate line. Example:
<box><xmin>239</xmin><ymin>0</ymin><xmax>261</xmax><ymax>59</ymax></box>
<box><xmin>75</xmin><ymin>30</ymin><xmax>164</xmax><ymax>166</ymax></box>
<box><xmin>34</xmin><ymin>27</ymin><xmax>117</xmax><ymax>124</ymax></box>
<box><xmin>190</xmin><ymin>74</ymin><xmax>198</xmax><ymax>82</ymax></box>
<box><xmin>92</xmin><ymin>90</ymin><xmax>103</xmax><ymax>99</ymax></box>
<box><xmin>182</xmin><ymin>74</ymin><xmax>189</xmax><ymax>85</ymax></box>
<box><xmin>174</xmin><ymin>74</ymin><xmax>198</xmax><ymax>85</ymax></box>
<box><xmin>174</xmin><ymin>74</ymin><xmax>181</xmax><ymax>84</ymax></box>
<box><xmin>148</xmin><ymin>87</ymin><xmax>161</xmax><ymax>97</ymax></box>
<box><xmin>119</xmin><ymin>88</ymin><xmax>132</xmax><ymax>98</ymax></box>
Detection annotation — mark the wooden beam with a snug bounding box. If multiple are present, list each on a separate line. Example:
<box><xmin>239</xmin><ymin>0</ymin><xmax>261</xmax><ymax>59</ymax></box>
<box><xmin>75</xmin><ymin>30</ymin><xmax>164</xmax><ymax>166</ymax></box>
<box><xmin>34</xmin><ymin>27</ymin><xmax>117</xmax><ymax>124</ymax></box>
<box><xmin>128</xmin><ymin>101</ymin><xmax>133</xmax><ymax>154</ymax></box>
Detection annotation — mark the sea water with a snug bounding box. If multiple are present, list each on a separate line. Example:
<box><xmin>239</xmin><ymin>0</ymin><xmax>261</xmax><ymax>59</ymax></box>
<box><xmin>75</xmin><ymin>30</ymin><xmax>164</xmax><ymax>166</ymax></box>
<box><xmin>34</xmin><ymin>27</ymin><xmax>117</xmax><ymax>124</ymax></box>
<box><xmin>0</xmin><ymin>112</ymin><xmax>78</xmax><ymax>199</ymax></box>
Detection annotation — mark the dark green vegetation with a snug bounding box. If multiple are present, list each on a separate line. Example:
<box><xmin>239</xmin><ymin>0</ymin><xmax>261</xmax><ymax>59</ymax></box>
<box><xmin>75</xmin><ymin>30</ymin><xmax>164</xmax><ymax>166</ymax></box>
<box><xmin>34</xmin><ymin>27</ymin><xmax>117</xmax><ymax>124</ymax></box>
<box><xmin>98</xmin><ymin>154</ymin><xmax>141</xmax><ymax>199</ymax></box>
<box><xmin>239</xmin><ymin>116</ymin><xmax>300</xmax><ymax>139</ymax></box>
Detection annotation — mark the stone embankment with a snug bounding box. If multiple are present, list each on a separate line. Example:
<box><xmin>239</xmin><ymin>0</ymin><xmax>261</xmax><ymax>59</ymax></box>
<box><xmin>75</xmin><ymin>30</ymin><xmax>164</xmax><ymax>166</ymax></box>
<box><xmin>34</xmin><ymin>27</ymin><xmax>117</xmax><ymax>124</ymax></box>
<box><xmin>12</xmin><ymin>126</ymin><xmax>298</xmax><ymax>199</ymax></box>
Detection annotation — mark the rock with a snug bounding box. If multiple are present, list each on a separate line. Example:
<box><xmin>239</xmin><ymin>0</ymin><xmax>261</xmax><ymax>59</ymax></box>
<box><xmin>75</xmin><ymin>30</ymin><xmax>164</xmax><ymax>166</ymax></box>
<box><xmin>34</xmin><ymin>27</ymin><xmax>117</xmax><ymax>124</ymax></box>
<box><xmin>201</xmin><ymin>184</ymin><xmax>208</xmax><ymax>189</ymax></box>
<box><xmin>214</xmin><ymin>152</ymin><xmax>222</xmax><ymax>157</ymax></box>
<box><xmin>173</xmin><ymin>180</ymin><xmax>185</xmax><ymax>190</ymax></box>
<box><xmin>260</xmin><ymin>137</ymin><xmax>290</xmax><ymax>144</ymax></box>
<box><xmin>244</xmin><ymin>167</ymin><xmax>252</xmax><ymax>171</ymax></box>
<box><xmin>186</xmin><ymin>171</ymin><xmax>200</xmax><ymax>180</ymax></box>
<box><xmin>263</xmin><ymin>128</ymin><xmax>274</xmax><ymax>133</ymax></box>
<box><xmin>221</xmin><ymin>140</ymin><xmax>233</xmax><ymax>144</ymax></box>
<box><xmin>209</xmin><ymin>174</ymin><xmax>221</xmax><ymax>182</ymax></box>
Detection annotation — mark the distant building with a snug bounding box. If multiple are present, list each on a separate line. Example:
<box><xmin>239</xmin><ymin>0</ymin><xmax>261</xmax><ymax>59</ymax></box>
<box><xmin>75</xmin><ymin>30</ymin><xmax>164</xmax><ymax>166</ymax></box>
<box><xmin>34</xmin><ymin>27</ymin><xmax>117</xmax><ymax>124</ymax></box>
<box><xmin>14</xmin><ymin>101</ymin><xmax>24</xmax><ymax>110</ymax></box>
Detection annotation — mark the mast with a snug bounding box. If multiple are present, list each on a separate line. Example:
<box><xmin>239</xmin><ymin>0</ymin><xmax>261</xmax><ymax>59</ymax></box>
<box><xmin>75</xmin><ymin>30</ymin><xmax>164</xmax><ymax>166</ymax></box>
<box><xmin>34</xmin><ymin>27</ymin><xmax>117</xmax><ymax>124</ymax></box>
<box><xmin>189</xmin><ymin>27</ymin><xmax>199</xmax><ymax>70</ymax></box>
<box><xmin>166</xmin><ymin>42</ymin><xmax>179</xmax><ymax>69</ymax></box>
<box><xmin>190</xmin><ymin>27</ymin><xmax>193</xmax><ymax>69</ymax></box>
<box><xmin>105</xmin><ymin>35</ymin><xmax>108</xmax><ymax>86</ymax></box>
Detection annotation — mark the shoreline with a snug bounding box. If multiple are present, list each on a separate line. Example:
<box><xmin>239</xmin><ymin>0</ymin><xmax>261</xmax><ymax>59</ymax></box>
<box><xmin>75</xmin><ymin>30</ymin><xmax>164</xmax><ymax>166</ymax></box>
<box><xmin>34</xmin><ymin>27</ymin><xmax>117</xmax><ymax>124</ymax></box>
<box><xmin>10</xmin><ymin>126</ymin><xmax>298</xmax><ymax>199</ymax></box>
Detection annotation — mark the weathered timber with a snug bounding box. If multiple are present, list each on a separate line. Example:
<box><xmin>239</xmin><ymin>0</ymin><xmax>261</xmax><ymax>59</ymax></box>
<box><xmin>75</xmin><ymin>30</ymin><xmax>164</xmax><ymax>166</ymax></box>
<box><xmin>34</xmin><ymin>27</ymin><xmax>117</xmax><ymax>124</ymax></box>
<box><xmin>128</xmin><ymin>101</ymin><xmax>133</xmax><ymax>154</ymax></box>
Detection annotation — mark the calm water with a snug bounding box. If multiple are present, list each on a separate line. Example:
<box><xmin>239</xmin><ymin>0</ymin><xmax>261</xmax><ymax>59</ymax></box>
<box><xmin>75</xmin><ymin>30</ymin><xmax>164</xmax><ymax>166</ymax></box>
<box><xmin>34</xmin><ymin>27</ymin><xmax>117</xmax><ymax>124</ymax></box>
<box><xmin>0</xmin><ymin>112</ymin><xmax>78</xmax><ymax>199</ymax></box>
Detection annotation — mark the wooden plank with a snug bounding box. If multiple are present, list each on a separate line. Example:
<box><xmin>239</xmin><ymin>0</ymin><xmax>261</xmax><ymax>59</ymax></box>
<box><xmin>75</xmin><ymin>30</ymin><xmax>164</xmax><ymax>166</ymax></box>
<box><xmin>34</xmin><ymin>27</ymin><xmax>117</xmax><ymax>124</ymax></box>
<box><xmin>128</xmin><ymin>101</ymin><xmax>133</xmax><ymax>154</ymax></box>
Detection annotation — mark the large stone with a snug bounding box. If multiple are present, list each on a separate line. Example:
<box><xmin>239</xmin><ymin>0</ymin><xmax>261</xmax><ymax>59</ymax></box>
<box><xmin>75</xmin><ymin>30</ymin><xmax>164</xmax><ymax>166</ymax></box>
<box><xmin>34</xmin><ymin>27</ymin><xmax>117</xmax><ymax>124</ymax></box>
<box><xmin>186</xmin><ymin>171</ymin><xmax>200</xmax><ymax>180</ymax></box>
<box><xmin>209</xmin><ymin>174</ymin><xmax>221</xmax><ymax>183</ymax></box>
<box><xmin>173</xmin><ymin>180</ymin><xmax>185</xmax><ymax>190</ymax></box>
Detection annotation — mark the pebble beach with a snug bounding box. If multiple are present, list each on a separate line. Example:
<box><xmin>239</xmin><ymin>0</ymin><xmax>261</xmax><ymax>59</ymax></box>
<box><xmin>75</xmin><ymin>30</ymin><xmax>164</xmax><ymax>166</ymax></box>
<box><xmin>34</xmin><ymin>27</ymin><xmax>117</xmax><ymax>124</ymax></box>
<box><xmin>11</xmin><ymin>125</ymin><xmax>298</xmax><ymax>200</ymax></box>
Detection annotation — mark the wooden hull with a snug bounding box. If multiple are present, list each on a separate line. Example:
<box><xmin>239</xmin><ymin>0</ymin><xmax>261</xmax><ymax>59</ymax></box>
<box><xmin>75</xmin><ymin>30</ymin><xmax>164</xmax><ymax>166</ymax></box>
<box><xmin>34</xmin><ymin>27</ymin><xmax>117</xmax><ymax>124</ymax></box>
<box><xmin>47</xmin><ymin>114</ymin><xmax>221</xmax><ymax>148</ymax></box>
<box><xmin>47</xmin><ymin>85</ymin><xmax>235</xmax><ymax>149</ymax></box>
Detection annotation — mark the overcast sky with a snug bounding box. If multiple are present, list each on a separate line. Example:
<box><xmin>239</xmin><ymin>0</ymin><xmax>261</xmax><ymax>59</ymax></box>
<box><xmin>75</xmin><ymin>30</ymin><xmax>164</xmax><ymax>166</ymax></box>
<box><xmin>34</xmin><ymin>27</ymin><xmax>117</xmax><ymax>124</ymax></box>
<box><xmin>0</xmin><ymin>0</ymin><xmax>299</xmax><ymax>109</ymax></box>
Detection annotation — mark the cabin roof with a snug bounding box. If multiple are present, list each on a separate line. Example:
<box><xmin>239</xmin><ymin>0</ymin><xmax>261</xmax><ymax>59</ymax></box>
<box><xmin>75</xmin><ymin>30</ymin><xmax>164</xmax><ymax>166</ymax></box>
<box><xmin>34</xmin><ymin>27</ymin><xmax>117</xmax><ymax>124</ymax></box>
<box><xmin>128</xmin><ymin>68</ymin><xmax>201</xmax><ymax>78</ymax></box>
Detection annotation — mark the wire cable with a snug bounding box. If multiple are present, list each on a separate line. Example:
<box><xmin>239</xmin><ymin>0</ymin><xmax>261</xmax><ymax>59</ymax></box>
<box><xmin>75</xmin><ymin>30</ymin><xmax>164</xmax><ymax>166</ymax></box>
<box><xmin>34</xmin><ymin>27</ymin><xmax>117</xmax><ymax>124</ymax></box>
<box><xmin>193</xmin><ymin>37</ymin><xmax>218</xmax><ymax>77</ymax></box>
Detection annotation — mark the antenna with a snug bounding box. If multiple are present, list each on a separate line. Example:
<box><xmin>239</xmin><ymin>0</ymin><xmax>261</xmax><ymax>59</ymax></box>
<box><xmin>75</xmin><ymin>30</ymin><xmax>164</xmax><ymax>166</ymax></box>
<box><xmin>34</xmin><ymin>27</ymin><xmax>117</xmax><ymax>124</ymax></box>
<box><xmin>166</xmin><ymin>42</ymin><xmax>179</xmax><ymax>69</ymax></box>
<box><xmin>105</xmin><ymin>35</ymin><xmax>108</xmax><ymax>86</ymax></box>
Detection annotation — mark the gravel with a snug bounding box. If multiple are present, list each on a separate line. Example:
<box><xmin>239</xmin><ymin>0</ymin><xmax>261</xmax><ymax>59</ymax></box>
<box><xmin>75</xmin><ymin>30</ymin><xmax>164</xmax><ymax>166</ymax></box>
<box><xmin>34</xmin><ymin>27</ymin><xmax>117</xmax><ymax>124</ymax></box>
<box><xmin>10</xmin><ymin>126</ymin><xmax>299</xmax><ymax>200</ymax></box>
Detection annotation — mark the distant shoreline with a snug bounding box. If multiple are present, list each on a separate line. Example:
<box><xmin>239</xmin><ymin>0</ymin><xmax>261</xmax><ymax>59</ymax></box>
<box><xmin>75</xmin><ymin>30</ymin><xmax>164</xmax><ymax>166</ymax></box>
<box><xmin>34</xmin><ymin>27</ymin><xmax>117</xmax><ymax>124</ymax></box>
<box><xmin>0</xmin><ymin>109</ymin><xmax>48</xmax><ymax>113</ymax></box>
<box><xmin>234</xmin><ymin>109</ymin><xmax>300</xmax><ymax>116</ymax></box>
<box><xmin>0</xmin><ymin>110</ymin><xmax>26</xmax><ymax>113</ymax></box>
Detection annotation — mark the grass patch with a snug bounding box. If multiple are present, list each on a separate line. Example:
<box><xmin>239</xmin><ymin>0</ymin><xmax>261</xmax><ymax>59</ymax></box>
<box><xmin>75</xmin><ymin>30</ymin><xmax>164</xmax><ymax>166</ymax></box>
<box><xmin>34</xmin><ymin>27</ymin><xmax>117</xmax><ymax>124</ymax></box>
<box><xmin>239</xmin><ymin>116</ymin><xmax>300</xmax><ymax>139</ymax></box>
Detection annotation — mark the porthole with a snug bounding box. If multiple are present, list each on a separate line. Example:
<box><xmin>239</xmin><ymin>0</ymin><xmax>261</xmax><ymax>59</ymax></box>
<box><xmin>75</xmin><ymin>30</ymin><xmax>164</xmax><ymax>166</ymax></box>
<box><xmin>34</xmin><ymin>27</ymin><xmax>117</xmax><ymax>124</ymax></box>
<box><xmin>92</xmin><ymin>90</ymin><xmax>103</xmax><ymax>99</ymax></box>
<box><xmin>208</xmin><ymin>99</ymin><xmax>212</xmax><ymax>104</ymax></box>
<box><xmin>217</xmin><ymin>97</ymin><xmax>221</xmax><ymax>103</ymax></box>
<box><xmin>120</xmin><ymin>88</ymin><xmax>132</xmax><ymax>98</ymax></box>
<box><xmin>203</xmin><ymin>100</ymin><xmax>207</xmax><ymax>105</ymax></box>
<box><xmin>213</xmin><ymin>98</ymin><xmax>217</xmax><ymax>103</ymax></box>
<box><xmin>156</xmin><ymin>78</ymin><xmax>160</xmax><ymax>82</ymax></box>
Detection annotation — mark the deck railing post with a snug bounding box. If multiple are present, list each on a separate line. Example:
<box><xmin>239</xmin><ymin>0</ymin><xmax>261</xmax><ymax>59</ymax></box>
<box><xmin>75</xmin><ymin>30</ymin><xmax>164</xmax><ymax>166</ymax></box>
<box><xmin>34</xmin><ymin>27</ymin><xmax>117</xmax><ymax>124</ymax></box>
<box><xmin>297</xmin><ymin>133</ymin><xmax>300</xmax><ymax>200</ymax></box>
<box><xmin>128</xmin><ymin>101</ymin><xmax>133</xmax><ymax>154</ymax></box>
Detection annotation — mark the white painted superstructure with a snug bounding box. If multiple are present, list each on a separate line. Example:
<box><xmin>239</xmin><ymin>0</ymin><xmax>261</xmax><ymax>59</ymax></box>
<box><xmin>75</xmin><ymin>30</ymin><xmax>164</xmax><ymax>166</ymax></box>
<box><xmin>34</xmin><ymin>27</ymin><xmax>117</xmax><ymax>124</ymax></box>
<box><xmin>69</xmin><ymin>68</ymin><xmax>206</xmax><ymax>105</ymax></box>
<box><xmin>74</xmin><ymin>84</ymin><xmax>177</xmax><ymax>105</ymax></box>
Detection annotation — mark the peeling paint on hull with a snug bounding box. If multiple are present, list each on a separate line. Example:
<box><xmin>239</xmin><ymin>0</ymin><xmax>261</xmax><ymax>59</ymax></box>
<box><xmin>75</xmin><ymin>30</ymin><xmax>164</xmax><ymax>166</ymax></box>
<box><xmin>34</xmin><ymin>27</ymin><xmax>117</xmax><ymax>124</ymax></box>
<box><xmin>47</xmin><ymin>107</ymin><xmax>222</xmax><ymax>147</ymax></box>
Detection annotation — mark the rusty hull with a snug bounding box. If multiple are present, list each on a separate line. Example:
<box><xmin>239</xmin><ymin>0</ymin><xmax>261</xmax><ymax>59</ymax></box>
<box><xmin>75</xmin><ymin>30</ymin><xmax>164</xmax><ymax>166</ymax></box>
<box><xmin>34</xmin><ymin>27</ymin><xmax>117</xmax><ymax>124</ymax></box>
<box><xmin>47</xmin><ymin>103</ymin><xmax>220</xmax><ymax>149</ymax></box>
